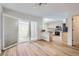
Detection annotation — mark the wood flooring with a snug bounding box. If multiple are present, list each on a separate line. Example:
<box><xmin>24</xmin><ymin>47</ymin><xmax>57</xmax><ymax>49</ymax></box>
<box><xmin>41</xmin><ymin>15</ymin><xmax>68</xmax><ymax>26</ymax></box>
<box><xmin>1</xmin><ymin>40</ymin><xmax>79</xmax><ymax>56</ymax></box>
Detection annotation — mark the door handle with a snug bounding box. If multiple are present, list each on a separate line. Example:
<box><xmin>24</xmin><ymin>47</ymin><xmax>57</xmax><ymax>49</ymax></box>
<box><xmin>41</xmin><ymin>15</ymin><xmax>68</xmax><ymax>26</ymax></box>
<box><xmin>72</xmin><ymin>29</ymin><xmax>74</xmax><ymax>31</ymax></box>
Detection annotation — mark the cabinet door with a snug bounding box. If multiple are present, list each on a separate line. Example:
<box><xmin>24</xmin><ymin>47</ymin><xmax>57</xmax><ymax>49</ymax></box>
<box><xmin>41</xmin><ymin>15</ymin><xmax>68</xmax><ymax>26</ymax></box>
<box><xmin>72</xmin><ymin>16</ymin><xmax>79</xmax><ymax>46</ymax></box>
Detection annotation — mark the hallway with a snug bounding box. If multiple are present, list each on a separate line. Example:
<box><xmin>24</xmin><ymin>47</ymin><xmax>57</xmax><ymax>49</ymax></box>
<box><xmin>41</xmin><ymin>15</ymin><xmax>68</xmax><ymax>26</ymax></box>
<box><xmin>1</xmin><ymin>40</ymin><xmax>79</xmax><ymax>56</ymax></box>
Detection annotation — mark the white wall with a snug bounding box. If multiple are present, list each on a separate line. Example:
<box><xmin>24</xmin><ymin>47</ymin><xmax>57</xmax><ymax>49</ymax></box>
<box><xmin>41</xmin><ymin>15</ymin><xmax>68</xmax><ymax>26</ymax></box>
<box><xmin>0</xmin><ymin>6</ymin><xmax>2</xmax><ymax>53</ymax></box>
<box><xmin>67</xmin><ymin>17</ymin><xmax>72</xmax><ymax>46</ymax></box>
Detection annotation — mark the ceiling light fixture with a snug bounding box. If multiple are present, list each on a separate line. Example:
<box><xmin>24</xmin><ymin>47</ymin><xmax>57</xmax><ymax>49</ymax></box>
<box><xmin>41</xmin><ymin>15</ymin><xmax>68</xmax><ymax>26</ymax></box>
<box><xmin>38</xmin><ymin>3</ymin><xmax>47</xmax><ymax>6</ymax></box>
<box><xmin>33</xmin><ymin>3</ymin><xmax>47</xmax><ymax>8</ymax></box>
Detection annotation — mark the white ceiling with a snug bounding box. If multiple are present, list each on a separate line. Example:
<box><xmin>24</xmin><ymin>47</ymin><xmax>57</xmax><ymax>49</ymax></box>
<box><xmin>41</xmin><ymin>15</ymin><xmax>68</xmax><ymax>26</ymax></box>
<box><xmin>1</xmin><ymin>3</ymin><xmax>79</xmax><ymax>20</ymax></box>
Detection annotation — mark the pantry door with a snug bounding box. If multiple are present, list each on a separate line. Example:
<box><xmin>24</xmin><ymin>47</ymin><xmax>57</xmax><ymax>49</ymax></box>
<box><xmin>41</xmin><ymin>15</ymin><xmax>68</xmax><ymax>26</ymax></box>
<box><xmin>72</xmin><ymin>16</ymin><xmax>79</xmax><ymax>46</ymax></box>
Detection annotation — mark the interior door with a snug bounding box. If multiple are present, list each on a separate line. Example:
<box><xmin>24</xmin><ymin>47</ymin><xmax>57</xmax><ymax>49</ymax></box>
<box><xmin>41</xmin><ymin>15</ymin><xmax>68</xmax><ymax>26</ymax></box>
<box><xmin>72</xmin><ymin>16</ymin><xmax>79</xmax><ymax>46</ymax></box>
<box><xmin>2</xmin><ymin>14</ymin><xmax>18</xmax><ymax>50</ymax></box>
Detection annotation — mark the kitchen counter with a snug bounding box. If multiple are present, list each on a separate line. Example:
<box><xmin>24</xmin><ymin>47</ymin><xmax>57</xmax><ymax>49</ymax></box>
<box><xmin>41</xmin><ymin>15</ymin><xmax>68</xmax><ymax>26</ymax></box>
<box><xmin>42</xmin><ymin>31</ymin><xmax>54</xmax><ymax>42</ymax></box>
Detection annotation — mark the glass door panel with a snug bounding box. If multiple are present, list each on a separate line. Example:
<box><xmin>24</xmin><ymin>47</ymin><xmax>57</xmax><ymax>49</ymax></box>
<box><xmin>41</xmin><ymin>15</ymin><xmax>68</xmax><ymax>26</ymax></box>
<box><xmin>18</xmin><ymin>20</ymin><xmax>29</xmax><ymax>43</ymax></box>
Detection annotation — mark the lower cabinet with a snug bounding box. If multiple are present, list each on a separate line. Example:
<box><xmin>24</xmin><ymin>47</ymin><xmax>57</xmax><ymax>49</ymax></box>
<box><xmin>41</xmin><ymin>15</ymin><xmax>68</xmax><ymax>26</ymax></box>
<box><xmin>62</xmin><ymin>32</ymin><xmax>67</xmax><ymax>46</ymax></box>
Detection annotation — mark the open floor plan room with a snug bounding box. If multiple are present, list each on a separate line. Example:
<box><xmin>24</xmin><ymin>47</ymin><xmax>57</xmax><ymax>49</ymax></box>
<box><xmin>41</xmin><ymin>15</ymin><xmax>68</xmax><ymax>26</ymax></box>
<box><xmin>0</xmin><ymin>3</ymin><xmax>79</xmax><ymax>56</ymax></box>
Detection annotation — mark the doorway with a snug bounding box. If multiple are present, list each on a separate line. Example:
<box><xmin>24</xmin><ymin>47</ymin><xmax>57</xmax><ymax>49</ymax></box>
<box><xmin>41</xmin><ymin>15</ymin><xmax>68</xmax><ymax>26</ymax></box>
<box><xmin>18</xmin><ymin>20</ymin><xmax>29</xmax><ymax>43</ymax></box>
<box><xmin>18</xmin><ymin>20</ymin><xmax>38</xmax><ymax>43</ymax></box>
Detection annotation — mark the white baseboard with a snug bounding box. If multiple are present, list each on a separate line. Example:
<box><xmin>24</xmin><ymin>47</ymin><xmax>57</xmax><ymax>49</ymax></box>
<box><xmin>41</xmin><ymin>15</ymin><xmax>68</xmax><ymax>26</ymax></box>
<box><xmin>3</xmin><ymin>43</ymin><xmax>17</xmax><ymax>50</ymax></box>
<box><xmin>31</xmin><ymin>39</ymin><xmax>38</xmax><ymax>41</ymax></box>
